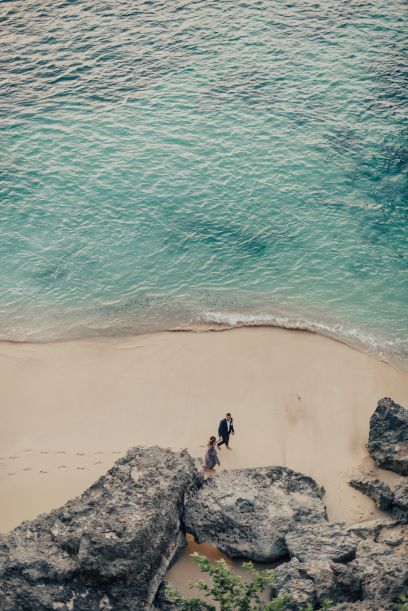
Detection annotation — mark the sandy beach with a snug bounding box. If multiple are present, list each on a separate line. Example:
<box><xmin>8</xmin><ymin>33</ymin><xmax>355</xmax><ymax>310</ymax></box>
<box><xmin>1</xmin><ymin>326</ymin><xmax>407</xmax><ymax>537</ymax></box>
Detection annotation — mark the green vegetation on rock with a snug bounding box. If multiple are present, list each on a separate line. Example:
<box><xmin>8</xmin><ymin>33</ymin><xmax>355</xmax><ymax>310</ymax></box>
<box><xmin>165</xmin><ymin>552</ymin><xmax>289</xmax><ymax>610</ymax></box>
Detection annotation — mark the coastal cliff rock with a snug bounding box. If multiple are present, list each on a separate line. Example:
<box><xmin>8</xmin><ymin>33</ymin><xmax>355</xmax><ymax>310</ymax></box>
<box><xmin>183</xmin><ymin>466</ymin><xmax>327</xmax><ymax>562</ymax></box>
<box><xmin>368</xmin><ymin>397</ymin><xmax>408</xmax><ymax>475</ymax></box>
<box><xmin>0</xmin><ymin>446</ymin><xmax>202</xmax><ymax>611</ymax></box>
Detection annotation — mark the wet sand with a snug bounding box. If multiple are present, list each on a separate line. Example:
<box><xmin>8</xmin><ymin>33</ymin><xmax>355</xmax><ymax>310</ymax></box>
<box><xmin>0</xmin><ymin>326</ymin><xmax>407</xmax><ymax>538</ymax></box>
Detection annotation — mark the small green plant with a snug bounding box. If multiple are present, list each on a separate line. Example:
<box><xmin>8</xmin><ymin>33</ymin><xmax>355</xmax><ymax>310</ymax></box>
<box><xmin>165</xmin><ymin>552</ymin><xmax>289</xmax><ymax>610</ymax></box>
<box><xmin>399</xmin><ymin>594</ymin><xmax>408</xmax><ymax>611</ymax></box>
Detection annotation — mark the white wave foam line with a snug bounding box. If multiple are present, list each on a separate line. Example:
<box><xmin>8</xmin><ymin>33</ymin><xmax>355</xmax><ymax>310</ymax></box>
<box><xmin>200</xmin><ymin>310</ymin><xmax>406</xmax><ymax>364</ymax></box>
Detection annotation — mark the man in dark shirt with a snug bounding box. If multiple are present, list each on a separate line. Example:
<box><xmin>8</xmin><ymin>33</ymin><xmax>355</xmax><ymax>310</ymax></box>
<box><xmin>217</xmin><ymin>412</ymin><xmax>234</xmax><ymax>449</ymax></box>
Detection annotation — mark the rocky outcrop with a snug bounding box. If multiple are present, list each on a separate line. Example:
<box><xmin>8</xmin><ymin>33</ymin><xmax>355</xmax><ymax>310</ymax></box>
<box><xmin>272</xmin><ymin>526</ymin><xmax>408</xmax><ymax>610</ymax></box>
<box><xmin>346</xmin><ymin>538</ymin><xmax>408</xmax><ymax>605</ymax></box>
<box><xmin>349</xmin><ymin>477</ymin><xmax>394</xmax><ymax>511</ymax></box>
<box><xmin>183</xmin><ymin>466</ymin><xmax>327</xmax><ymax>562</ymax></box>
<box><xmin>349</xmin><ymin>397</ymin><xmax>408</xmax><ymax>529</ymax></box>
<box><xmin>0</xmin><ymin>446</ymin><xmax>202</xmax><ymax>611</ymax></box>
<box><xmin>368</xmin><ymin>397</ymin><xmax>408</xmax><ymax>475</ymax></box>
<box><xmin>349</xmin><ymin>476</ymin><xmax>408</xmax><ymax>524</ymax></box>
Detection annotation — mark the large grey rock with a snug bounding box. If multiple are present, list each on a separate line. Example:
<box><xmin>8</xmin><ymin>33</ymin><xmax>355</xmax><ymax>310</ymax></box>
<box><xmin>368</xmin><ymin>397</ymin><xmax>408</xmax><ymax>475</ymax></box>
<box><xmin>349</xmin><ymin>477</ymin><xmax>394</xmax><ymax>511</ymax></box>
<box><xmin>184</xmin><ymin>466</ymin><xmax>327</xmax><ymax>562</ymax></box>
<box><xmin>285</xmin><ymin>522</ymin><xmax>358</xmax><ymax>563</ymax></box>
<box><xmin>392</xmin><ymin>477</ymin><xmax>408</xmax><ymax>523</ymax></box>
<box><xmin>0</xmin><ymin>446</ymin><xmax>202</xmax><ymax>611</ymax></box>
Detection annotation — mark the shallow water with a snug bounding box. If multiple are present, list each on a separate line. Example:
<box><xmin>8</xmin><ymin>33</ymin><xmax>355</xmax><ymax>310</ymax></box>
<box><xmin>1</xmin><ymin>0</ymin><xmax>407</xmax><ymax>362</ymax></box>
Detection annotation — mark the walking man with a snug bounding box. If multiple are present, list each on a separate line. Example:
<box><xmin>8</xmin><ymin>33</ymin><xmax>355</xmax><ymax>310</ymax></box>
<box><xmin>217</xmin><ymin>412</ymin><xmax>234</xmax><ymax>449</ymax></box>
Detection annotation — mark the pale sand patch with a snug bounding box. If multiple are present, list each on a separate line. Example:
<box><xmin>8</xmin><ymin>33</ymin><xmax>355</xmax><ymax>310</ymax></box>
<box><xmin>0</xmin><ymin>327</ymin><xmax>407</xmax><ymax>538</ymax></box>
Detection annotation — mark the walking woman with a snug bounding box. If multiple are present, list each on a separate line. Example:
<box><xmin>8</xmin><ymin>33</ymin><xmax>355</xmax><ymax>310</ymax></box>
<box><xmin>203</xmin><ymin>436</ymin><xmax>220</xmax><ymax>472</ymax></box>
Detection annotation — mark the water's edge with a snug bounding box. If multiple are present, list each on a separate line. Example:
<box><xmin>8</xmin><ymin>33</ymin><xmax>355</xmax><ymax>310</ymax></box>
<box><xmin>2</xmin><ymin>317</ymin><xmax>406</xmax><ymax>372</ymax></box>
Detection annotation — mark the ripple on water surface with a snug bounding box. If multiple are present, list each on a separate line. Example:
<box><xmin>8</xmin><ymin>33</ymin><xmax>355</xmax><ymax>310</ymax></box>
<box><xmin>0</xmin><ymin>0</ymin><xmax>407</xmax><ymax>363</ymax></box>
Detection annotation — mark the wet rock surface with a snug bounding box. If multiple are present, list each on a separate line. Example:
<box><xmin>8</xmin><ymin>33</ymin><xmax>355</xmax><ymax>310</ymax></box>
<box><xmin>183</xmin><ymin>466</ymin><xmax>327</xmax><ymax>562</ymax></box>
<box><xmin>368</xmin><ymin>397</ymin><xmax>408</xmax><ymax>475</ymax></box>
<box><xmin>0</xmin><ymin>447</ymin><xmax>202</xmax><ymax>611</ymax></box>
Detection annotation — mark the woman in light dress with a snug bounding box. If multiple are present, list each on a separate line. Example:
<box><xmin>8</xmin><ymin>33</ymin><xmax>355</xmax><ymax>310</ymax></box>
<box><xmin>203</xmin><ymin>436</ymin><xmax>220</xmax><ymax>472</ymax></box>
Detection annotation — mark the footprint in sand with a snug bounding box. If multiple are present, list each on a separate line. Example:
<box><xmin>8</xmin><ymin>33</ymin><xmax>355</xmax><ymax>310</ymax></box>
<box><xmin>76</xmin><ymin>452</ymin><xmax>85</xmax><ymax>456</ymax></box>
<box><xmin>76</xmin><ymin>466</ymin><xmax>85</xmax><ymax>470</ymax></box>
<box><xmin>57</xmin><ymin>450</ymin><xmax>67</xmax><ymax>454</ymax></box>
<box><xmin>40</xmin><ymin>470</ymin><xmax>48</xmax><ymax>474</ymax></box>
<box><xmin>8</xmin><ymin>456</ymin><xmax>19</xmax><ymax>460</ymax></box>
<box><xmin>7</xmin><ymin>472</ymin><xmax>16</xmax><ymax>476</ymax></box>
<box><xmin>57</xmin><ymin>465</ymin><xmax>67</xmax><ymax>469</ymax></box>
<box><xmin>94</xmin><ymin>461</ymin><xmax>102</xmax><ymax>465</ymax></box>
<box><xmin>22</xmin><ymin>467</ymin><xmax>31</xmax><ymax>472</ymax></box>
<box><xmin>95</xmin><ymin>451</ymin><xmax>104</xmax><ymax>455</ymax></box>
<box><xmin>23</xmin><ymin>449</ymin><xmax>32</xmax><ymax>453</ymax></box>
<box><xmin>112</xmin><ymin>451</ymin><xmax>121</xmax><ymax>454</ymax></box>
<box><xmin>40</xmin><ymin>451</ymin><xmax>49</xmax><ymax>455</ymax></box>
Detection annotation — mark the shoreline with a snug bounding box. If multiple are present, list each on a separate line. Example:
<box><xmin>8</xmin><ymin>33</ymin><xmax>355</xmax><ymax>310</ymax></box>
<box><xmin>1</xmin><ymin>326</ymin><xmax>407</xmax><ymax>535</ymax></box>
<box><xmin>0</xmin><ymin>317</ymin><xmax>408</xmax><ymax>373</ymax></box>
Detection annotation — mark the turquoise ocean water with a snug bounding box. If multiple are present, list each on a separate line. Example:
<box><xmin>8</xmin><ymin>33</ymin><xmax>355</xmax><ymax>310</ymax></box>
<box><xmin>1</xmin><ymin>1</ymin><xmax>407</xmax><ymax>363</ymax></box>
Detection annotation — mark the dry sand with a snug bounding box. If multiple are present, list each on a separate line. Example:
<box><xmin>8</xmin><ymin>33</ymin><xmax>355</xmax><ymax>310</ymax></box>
<box><xmin>1</xmin><ymin>326</ymin><xmax>407</xmax><ymax>538</ymax></box>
